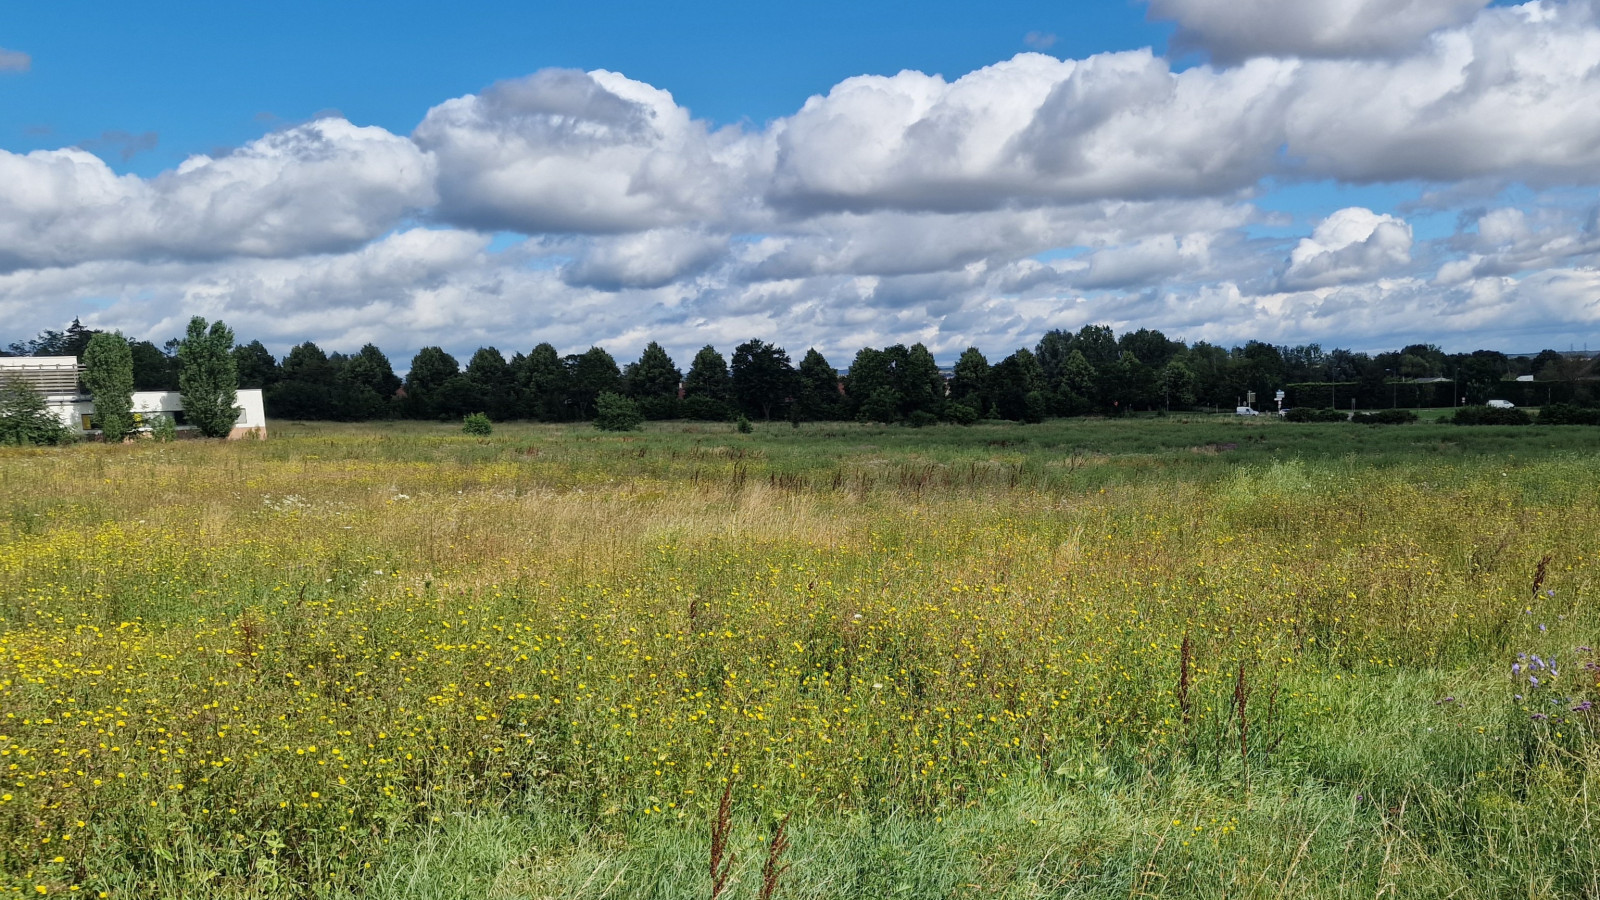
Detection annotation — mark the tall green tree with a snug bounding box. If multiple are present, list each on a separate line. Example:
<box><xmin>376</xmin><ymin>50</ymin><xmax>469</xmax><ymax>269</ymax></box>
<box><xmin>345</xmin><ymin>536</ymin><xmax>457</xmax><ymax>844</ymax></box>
<box><xmin>624</xmin><ymin>342</ymin><xmax>683</xmax><ymax>419</ymax></box>
<box><xmin>82</xmin><ymin>332</ymin><xmax>135</xmax><ymax>441</ymax></box>
<box><xmin>129</xmin><ymin>340</ymin><xmax>179</xmax><ymax>390</ymax></box>
<box><xmin>344</xmin><ymin>344</ymin><xmax>401</xmax><ymax>412</ymax></box>
<box><xmin>1118</xmin><ymin>329</ymin><xmax>1181</xmax><ymax>370</ymax></box>
<box><xmin>1101</xmin><ymin>351</ymin><xmax>1155</xmax><ymax>413</ymax></box>
<box><xmin>63</xmin><ymin>318</ymin><xmax>99</xmax><ymax>357</ymax></box>
<box><xmin>232</xmin><ymin>340</ymin><xmax>280</xmax><ymax>390</ymax></box>
<box><xmin>1157</xmin><ymin>359</ymin><xmax>1197</xmax><ymax>410</ymax></box>
<box><xmin>794</xmin><ymin>349</ymin><xmax>844</xmax><ymax>421</ymax></box>
<box><xmin>566</xmin><ymin>347</ymin><xmax>623</xmax><ymax>419</ymax></box>
<box><xmin>515</xmin><ymin>343</ymin><xmax>569</xmax><ymax>420</ymax></box>
<box><xmin>1035</xmin><ymin>330</ymin><xmax>1075</xmax><ymax>393</ymax></box>
<box><xmin>1058</xmin><ymin>349</ymin><xmax>1097</xmax><ymax>414</ymax></box>
<box><xmin>899</xmin><ymin>344</ymin><xmax>946</xmax><ymax>419</ymax></box>
<box><xmin>845</xmin><ymin>347</ymin><xmax>899</xmax><ymax>423</ymax></box>
<box><xmin>683</xmin><ymin>345</ymin><xmax>732</xmax><ymax>420</ymax></box>
<box><xmin>281</xmin><ymin>342</ymin><xmax>335</xmax><ymax>382</ymax></box>
<box><xmin>404</xmin><ymin>347</ymin><xmax>461</xmax><ymax>419</ymax></box>
<box><xmin>266</xmin><ymin>342</ymin><xmax>337</xmax><ymax>420</ymax></box>
<box><xmin>177</xmin><ymin>317</ymin><xmax>240</xmax><ymax>438</ymax></box>
<box><xmin>1235</xmin><ymin>341</ymin><xmax>1286</xmax><ymax>401</ymax></box>
<box><xmin>465</xmin><ymin>347</ymin><xmax>518</xmax><ymax>420</ymax></box>
<box><xmin>731</xmin><ymin>340</ymin><xmax>794</xmax><ymax>420</ymax></box>
<box><xmin>1073</xmin><ymin>325</ymin><xmax>1119</xmax><ymax>370</ymax></box>
<box><xmin>948</xmin><ymin>348</ymin><xmax>991</xmax><ymax>416</ymax></box>
<box><xmin>990</xmin><ymin>348</ymin><xmax>1046</xmax><ymax>422</ymax></box>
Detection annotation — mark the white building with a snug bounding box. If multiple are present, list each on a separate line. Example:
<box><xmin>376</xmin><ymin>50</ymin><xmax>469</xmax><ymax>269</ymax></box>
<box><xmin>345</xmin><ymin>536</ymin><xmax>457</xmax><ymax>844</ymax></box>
<box><xmin>0</xmin><ymin>356</ymin><xmax>267</xmax><ymax>439</ymax></box>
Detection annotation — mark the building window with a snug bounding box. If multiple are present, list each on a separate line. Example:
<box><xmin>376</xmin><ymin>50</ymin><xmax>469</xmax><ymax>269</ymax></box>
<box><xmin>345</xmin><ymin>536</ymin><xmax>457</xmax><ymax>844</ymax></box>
<box><xmin>81</xmin><ymin>414</ymin><xmax>94</xmax><ymax>430</ymax></box>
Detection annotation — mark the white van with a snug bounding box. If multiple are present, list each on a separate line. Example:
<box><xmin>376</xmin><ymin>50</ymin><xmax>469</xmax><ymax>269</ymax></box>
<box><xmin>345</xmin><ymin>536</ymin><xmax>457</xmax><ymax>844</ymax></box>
<box><xmin>1235</xmin><ymin>406</ymin><xmax>1260</xmax><ymax>416</ymax></box>
<box><xmin>1486</xmin><ymin>399</ymin><xmax>1516</xmax><ymax>409</ymax></box>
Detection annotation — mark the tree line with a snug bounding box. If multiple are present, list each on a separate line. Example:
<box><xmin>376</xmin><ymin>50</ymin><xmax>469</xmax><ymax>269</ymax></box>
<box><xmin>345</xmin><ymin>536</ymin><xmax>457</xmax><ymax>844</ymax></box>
<box><xmin>5</xmin><ymin>319</ymin><xmax>1596</xmax><ymax>427</ymax></box>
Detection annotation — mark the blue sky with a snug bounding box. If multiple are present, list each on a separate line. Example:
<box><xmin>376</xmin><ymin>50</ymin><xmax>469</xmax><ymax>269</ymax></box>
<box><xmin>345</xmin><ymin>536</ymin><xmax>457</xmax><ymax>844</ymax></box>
<box><xmin>2</xmin><ymin>1</ymin><xmax>1167</xmax><ymax>174</ymax></box>
<box><xmin>2</xmin><ymin>0</ymin><xmax>1598</xmax><ymax>364</ymax></box>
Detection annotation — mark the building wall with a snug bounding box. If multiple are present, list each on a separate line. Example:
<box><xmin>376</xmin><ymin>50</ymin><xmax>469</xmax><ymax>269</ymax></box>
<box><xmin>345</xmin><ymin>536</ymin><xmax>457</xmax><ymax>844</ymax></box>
<box><xmin>45</xmin><ymin>389</ymin><xmax>268</xmax><ymax>439</ymax></box>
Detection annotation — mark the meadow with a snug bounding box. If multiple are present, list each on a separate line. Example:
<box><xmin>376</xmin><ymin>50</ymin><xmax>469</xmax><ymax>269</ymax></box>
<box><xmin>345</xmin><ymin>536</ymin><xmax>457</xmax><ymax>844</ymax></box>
<box><xmin>2</xmin><ymin>415</ymin><xmax>1598</xmax><ymax>898</ymax></box>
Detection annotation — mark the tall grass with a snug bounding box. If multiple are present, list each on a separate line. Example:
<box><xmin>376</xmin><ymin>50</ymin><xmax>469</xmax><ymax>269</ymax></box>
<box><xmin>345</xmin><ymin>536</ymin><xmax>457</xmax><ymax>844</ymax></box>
<box><xmin>1</xmin><ymin>419</ymin><xmax>1597</xmax><ymax>897</ymax></box>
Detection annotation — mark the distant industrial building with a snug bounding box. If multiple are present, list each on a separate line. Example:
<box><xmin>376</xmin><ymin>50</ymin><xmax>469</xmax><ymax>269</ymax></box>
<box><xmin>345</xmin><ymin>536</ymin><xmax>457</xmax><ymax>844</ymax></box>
<box><xmin>0</xmin><ymin>356</ymin><xmax>266</xmax><ymax>439</ymax></box>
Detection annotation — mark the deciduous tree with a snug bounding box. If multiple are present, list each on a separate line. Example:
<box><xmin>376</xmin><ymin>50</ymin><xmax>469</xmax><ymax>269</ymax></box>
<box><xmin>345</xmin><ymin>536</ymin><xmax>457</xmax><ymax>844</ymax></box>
<box><xmin>82</xmin><ymin>332</ymin><xmax>135</xmax><ymax>441</ymax></box>
<box><xmin>177</xmin><ymin>317</ymin><xmax>240</xmax><ymax>438</ymax></box>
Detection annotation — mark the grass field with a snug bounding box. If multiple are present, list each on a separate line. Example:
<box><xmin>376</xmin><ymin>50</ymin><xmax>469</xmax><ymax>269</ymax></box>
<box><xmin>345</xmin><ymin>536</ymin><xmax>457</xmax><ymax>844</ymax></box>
<box><xmin>3</xmin><ymin>415</ymin><xmax>1599</xmax><ymax>898</ymax></box>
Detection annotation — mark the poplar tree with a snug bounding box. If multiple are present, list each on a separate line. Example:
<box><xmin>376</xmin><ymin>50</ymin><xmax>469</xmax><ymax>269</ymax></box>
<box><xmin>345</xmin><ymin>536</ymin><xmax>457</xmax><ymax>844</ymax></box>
<box><xmin>82</xmin><ymin>332</ymin><xmax>135</xmax><ymax>442</ymax></box>
<box><xmin>177</xmin><ymin>317</ymin><xmax>240</xmax><ymax>437</ymax></box>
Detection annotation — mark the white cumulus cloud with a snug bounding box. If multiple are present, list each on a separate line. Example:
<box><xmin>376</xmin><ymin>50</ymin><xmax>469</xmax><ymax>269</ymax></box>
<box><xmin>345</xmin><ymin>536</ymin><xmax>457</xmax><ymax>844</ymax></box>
<box><xmin>0</xmin><ymin>118</ymin><xmax>435</xmax><ymax>271</ymax></box>
<box><xmin>1282</xmin><ymin>207</ymin><xmax>1414</xmax><ymax>289</ymax></box>
<box><xmin>414</xmin><ymin>68</ymin><xmax>767</xmax><ymax>234</ymax></box>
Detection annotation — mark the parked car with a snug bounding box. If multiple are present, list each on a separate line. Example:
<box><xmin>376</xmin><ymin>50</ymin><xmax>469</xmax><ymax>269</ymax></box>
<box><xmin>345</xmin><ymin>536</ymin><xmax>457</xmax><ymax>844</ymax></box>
<box><xmin>1486</xmin><ymin>399</ymin><xmax>1516</xmax><ymax>409</ymax></box>
<box><xmin>1235</xmin><ymin>406</ymin><xmax>1260</xmax><ymax>416</ymax></box>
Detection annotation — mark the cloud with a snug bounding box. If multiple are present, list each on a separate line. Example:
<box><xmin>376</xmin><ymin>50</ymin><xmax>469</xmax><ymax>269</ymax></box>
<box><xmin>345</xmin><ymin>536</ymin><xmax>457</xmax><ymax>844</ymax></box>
<box><xmin>0</xmin><ymin>47</ymin><xmax>29</xmax><ymax>72</ymax></box>
<box><xmin>1148</xmin><ymin>0</ymin><xmax>1490</xmax><ymax>62</ymax></box>
<box><xmin>79</xmin><ymin>130</ymin><xmax>160</xmax><ymax>162</ymax></box>
<box><xmin>415</xmin><ymin>68</ymin><xmax>766</xmax><ymax>234</ymax></box>
<box><xmin>766</xmin><ymin>51</ymin><xmax>1299</xmax><ymax>214</ymax></box>
<box><xmin>562</xmin><ymin>229</ymin><xmax>728</xmax><ymax>290</ymax></box>
<box><xmin>1024</xmin><ymin>31</ymin><xmax>1058</xmax><ymax>51</ymax></box>
<box><xmin>8</xmin><ymin>1</ymin><xmax>1600</xmax><ymax>359</ymax></box>
<box><xmin>0</xmin><ymin>118</ymin><xmax>436</xmax><ymax>271</ymax></box>
<box><xmin>1281</xmin><ymin>207</ymin><xmax>1414</xmax><ymax>289</ymax></box>
<box><xmin>1076</xmin><ymin>233</ymin><xmax>1213</xmax><ymax>289</ymax></box>
<box><xmin>1280</xmin><ymin>3</ymin><xmax>1600</xmax><ymax>184</ymax></box>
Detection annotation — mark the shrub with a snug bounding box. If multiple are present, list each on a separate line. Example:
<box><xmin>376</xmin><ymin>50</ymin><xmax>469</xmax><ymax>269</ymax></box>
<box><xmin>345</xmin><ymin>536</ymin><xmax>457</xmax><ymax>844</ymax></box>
<box><xmin>0</xmin><ymin>378</ymin><xmax>72</xmax><ymax>446</ymax></box>
<box><xmin>944</xmin><ymin>401</ymin><xmax>980</xmax><ymax>426</ymax></box>
<box><xmin>461</xmin><ymin>412</ymin><xmax>493</xmax><ymax>436</ymax></box>
<box><xmin>1352</xmin><ymin>409</ymin><xmax>1418</xmax><ymax>425</ymax></box>
<box><xmin>147</xmin><ymin>412</ymin><xmax>179</xmax><ymax>443</ymax></box>
<box><xmin>1452</xmin><ymin>405</ymin><xmax>1532</xmax><ymax>426</ymax></box>
<box><xmin>1538</xmin><ymin>403</ymin><xmax>1600</xmax><ymax>426</ymax></box>
<box><xmin>1284</xmin><ymin>407</ymin><xmax>1348</xmax><ymax>423</ymax></box>
<box><xmin>736</xmin><ymin>415</ymin><xmax>754</xmax><ymax>434</ymax></box>
<box><xmin>593</xmin><ymin>393</ymin><xmax>643</xmax><ymax>432</ymax></box>
<box><xmin>907</xmin><ymin>409</ymin><xmax>938</xmax><ymax>428</ymax></box>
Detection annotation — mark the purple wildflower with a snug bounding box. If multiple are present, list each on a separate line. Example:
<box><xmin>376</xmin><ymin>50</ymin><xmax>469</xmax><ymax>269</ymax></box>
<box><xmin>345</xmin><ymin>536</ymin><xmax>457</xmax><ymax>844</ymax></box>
<box><xmin>1530</xmin><ymin>676</ymin><xmax>1540</xmax><ymax>688</ymax></box>
<box><xmin>1532</xmin><ymin>713</ymin><xmax>1549</xmax><ymax>721</ymax></box>
<box><xmin>1573</xmin><ymin>701</ymin><xmax>1593</xmax><ymax>713</ymax></box>
<box><xmin>1540</xmin><ymin>623</ymin><xmax>1548</xmax><ymax>633</ymax></box>
<box><xmin>1513</xmin><ymin>663</ymin><xmax>1522</xmax><ymax>676</ymax></box>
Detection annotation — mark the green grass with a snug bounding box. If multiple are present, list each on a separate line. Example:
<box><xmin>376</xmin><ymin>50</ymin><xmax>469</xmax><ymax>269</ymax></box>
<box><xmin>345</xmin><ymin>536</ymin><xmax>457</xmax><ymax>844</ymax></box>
<box><xmin>2</xmin><ymin>417</ymin><xmax>1598</xmax><ymax>898</ymax></box>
